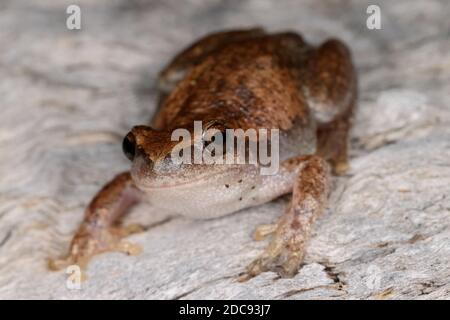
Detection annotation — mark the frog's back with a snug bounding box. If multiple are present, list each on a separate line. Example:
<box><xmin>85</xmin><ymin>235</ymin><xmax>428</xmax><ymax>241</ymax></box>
<box><xmin>153</xmin><ymin>32</ymin><xmax>314</xmax><ymax>132</ymax></box>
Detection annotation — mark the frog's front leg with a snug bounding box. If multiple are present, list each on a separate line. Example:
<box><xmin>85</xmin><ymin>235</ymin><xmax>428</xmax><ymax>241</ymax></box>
<box><xmin>241</xmin><ymin>155</ymin><xmax>330</xmax><ymax>280</ymax></box>
<box><xmin>49</xmin><ymin>172</ymin><xmax>143</xmax><ymax>270</ymax></box>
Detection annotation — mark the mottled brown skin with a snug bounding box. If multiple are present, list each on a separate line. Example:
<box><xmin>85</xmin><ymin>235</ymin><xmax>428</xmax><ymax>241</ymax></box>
<box><xmin>49</xmin><ymin>28</ymin><xmax>357</xmax><ymax>279</ymax></box>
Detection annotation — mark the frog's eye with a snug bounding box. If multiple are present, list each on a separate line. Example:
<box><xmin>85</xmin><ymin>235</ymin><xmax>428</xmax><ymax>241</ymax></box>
<box><xmin>122</xmin><ymin>132</ymin><xmax>136</xmax><ymax>161</ymax></box>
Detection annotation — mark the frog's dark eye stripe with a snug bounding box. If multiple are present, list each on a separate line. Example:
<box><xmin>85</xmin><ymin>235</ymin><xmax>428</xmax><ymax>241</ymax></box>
<box><xmin>122</xmin><ymin>132</ymin><xmax>136</xmax><ymax>161</ymax></box>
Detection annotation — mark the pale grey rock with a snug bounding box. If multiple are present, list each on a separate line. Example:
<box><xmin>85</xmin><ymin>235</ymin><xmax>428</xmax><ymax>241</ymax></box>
<box><xmin>0</xmin><ymin>0</ymin><xmax>449</xmax><ymax>299</ymax></box>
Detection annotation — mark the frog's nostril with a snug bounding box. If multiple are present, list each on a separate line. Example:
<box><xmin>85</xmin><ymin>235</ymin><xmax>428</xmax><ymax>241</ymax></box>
<box><xmin>122</xmin><ymin>132</ymin><xmax>136</xmax><ymax>161</ymax></box>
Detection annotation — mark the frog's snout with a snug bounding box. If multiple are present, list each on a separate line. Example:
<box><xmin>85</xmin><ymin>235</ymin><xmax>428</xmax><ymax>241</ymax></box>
<box><xmin>122</xmin><ymin>132</ymin><xmax>136</xmax><ymax>161</ymax></box>
<box><xmin>122</xmin><ymin>131</ymin><xmax>155</xmax><ymax>173</ymax></box>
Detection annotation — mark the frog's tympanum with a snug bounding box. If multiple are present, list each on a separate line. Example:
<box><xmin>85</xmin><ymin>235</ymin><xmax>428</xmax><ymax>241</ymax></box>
<box><xmin>50</xmin><ymin>29</ymin><xmax>357</xmax><ymax>280</ymax></box>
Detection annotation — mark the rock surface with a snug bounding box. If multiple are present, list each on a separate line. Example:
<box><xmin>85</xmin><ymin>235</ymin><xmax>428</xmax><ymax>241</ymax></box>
<box><xmin>0</xmin><ymin>0</ymin><xmax>449</xmax><ymax>299</ymax></box>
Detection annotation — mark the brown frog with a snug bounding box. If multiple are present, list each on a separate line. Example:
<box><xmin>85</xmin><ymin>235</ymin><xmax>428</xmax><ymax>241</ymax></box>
<box><xmin>49</xmin><ymin>28</ymin><xmax>357</xmax><ymax>280</ymax></box>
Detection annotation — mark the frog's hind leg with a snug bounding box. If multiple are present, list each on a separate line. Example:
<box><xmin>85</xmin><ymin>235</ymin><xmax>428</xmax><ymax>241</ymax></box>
<box><xmin>316</xmin><ymin>110</ymin><xmax>353</xmax><ymax>175</ymax></box>
<box><xmin>303</xmin><ymin>39</ymin><xmax>357</xmax><ymax>174</ymax></box>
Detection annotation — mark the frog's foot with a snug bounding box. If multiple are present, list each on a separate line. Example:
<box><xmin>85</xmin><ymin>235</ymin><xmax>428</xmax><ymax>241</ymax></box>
<box><xmin>48</xmin><ymin>224</ymin><xmax>143</xmax><ymax>271</ymax></box>
<box><xmin>48</xmin><ymin>172</ymin><xmax>144</xmax><ymax>271</ymax></box>
<box><xmin>239</xmin><ymin>215</ymin><xmax>307</xmax><ymax>281</ymax></box>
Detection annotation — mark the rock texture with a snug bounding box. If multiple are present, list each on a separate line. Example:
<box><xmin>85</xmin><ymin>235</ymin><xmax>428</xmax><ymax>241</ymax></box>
<box><xmin>0</xmin><ymin>0</ymin><xmax>449</xmax><ymax>299</ymax></box>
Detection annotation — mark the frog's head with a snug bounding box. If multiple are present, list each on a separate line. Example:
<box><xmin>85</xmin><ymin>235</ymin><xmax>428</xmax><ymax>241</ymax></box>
<box><xmin>122</xmin><ymin>122</ymin><xmax>258</xmax><ymax>192</ymax></box>
<box><xmin>122</xmin><ymin>122</ymin><xmax>261</xmax><ymax>217</ymax></box>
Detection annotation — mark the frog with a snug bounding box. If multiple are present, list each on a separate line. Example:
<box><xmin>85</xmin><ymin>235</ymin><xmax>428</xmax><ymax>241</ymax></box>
<box><xmin>49</xmin><ymin>28</ymin><xmax>357</xmax><ymax>280</ymax></box>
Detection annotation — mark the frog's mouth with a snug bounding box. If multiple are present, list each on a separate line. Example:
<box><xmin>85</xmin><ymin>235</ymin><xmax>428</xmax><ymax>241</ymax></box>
<box><xmin>132</xmin><ymin>169</ymin><xmax>229</xmax><ymax>189</ymax></box>
<box><xmin>130</xmin><ymin>156</ymin><xmax>251</xmax><ymax>190</ymax></box>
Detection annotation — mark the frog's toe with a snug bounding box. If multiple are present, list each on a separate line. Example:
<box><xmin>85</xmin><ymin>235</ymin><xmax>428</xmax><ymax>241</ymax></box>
<box><xmin>47</xmin><ymin>256</ymin><xmax>75</xmax><ymax>271</ymax></box>
<box><xmin>252</xmin><ymin>223</ymin><xmax>277</xmax><ymax>241</ymax></box>
<box><xmin>116</xmin><ymin>223</ymin><xmax>146</xmax><ymax>236</ymax></box>
<box><xmin>113</xmin><ymin>240</ymin><xmax>141</xmax><ymax>256</ymax></box>
<box><xmin>334</xmin><ymin>161</ymin><xmax>349</xmax><ymax>175</ymax></box>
